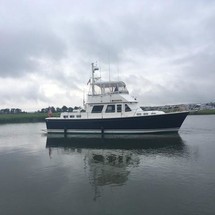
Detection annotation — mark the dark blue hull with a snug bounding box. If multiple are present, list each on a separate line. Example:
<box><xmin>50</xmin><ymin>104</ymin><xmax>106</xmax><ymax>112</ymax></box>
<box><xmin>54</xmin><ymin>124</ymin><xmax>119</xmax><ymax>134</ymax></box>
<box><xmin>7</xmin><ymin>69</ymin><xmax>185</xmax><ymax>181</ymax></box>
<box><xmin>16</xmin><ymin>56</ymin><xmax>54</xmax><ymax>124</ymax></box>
<box><xmin>45</xmin><ymin>111</ymin><xmax>189</xmax><ymax>134</ymax></box>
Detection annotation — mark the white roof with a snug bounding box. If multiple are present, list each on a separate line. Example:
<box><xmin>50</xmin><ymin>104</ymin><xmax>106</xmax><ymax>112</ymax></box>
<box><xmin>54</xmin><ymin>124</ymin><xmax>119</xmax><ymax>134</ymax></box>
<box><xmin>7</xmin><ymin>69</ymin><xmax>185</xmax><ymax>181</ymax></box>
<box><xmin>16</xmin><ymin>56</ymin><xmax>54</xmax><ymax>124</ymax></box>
<box><xmin>95</xmin><ymin>81</ymin><xmax>126</xmax><ymax>88</ymax></box>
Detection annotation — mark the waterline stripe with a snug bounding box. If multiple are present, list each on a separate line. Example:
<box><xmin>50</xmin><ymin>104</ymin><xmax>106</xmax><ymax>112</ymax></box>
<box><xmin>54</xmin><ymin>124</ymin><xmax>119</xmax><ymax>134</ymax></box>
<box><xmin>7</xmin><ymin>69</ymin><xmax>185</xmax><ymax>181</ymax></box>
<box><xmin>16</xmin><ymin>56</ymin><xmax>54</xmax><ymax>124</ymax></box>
<box><xmin>46</xmin><ymin>128</ymin><xmax>179</xmax><ymax>134</ymax></box>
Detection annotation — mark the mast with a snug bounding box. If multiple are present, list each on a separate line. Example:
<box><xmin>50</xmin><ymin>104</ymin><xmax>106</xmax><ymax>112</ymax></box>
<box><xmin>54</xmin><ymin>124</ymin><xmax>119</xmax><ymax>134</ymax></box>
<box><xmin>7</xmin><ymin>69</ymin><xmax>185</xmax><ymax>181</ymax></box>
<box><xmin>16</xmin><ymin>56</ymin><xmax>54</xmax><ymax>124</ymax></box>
<box><xmin>91</xmin><ymin>63</ymin><xmax>99</xmax><ymax>95</ymax></box>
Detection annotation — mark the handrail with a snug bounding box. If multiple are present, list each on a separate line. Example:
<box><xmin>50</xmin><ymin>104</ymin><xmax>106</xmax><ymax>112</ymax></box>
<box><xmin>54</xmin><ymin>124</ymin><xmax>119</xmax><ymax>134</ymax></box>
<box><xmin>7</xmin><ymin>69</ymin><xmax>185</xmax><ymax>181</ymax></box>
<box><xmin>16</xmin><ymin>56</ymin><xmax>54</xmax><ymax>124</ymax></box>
<box><xmin>133</xmin><ymin>108</ymin><xmax>139</xmax><ymax>116</ymax></box>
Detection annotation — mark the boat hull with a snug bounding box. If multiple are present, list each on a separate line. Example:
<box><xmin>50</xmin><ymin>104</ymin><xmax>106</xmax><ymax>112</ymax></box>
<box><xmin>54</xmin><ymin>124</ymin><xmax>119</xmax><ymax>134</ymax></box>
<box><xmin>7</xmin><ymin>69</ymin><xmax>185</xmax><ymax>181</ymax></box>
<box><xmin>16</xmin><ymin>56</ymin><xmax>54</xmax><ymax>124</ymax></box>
<box><xmin>45</xmin><ymin>111</ymin><xmax>189</xmax><ymax>134</ymax></box>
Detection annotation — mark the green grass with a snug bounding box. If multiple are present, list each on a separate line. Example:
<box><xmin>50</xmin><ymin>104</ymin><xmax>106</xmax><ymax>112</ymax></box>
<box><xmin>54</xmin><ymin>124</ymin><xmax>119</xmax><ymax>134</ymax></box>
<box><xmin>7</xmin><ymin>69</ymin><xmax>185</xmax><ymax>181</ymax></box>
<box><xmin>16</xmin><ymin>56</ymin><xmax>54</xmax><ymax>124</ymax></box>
<box><xmin>189</xmin><ymin>109</ymin><xmax>215</xmax><ymax>115</ymax></box>
<box><xmin>0</xmin><ymin>112</ymin><xmax>60</xmax><ymax>124</ymax></box>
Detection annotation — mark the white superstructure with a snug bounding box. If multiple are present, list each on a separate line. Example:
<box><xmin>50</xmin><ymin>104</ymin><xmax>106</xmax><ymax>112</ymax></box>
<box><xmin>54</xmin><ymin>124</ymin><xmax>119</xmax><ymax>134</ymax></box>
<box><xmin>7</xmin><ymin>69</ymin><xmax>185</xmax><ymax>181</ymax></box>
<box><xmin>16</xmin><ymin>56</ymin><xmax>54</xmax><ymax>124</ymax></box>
<box><xmin>59</xmin><ymin>63</ymin><xmax>165</xmax><ymax>119</ymax></box>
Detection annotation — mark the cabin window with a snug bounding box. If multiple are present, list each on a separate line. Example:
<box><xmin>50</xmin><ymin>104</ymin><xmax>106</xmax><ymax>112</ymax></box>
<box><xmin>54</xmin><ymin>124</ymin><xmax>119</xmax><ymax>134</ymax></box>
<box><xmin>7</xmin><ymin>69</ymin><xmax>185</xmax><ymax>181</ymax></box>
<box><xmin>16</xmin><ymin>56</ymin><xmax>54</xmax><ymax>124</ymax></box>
<box><xmin>76</xmin><ymin>115</ymin><xmax>81</xmax><ymax>118</ymax></box>
<box><xmin>136</xmin><ymin>113</ymin><xmax>141</xmax><ymax>116</ymax></box>
<box><xmin>70</xmin><ymin>115</ymin><xmax>75</xmax><ymax>118</ymax></box>
<box><xmin>117</xmin><ymin>104</ymin><xmax>122</xmax><ymax>113</ymax></box>
<box><xmin>125</xmin><ymin>104</ymin><xmax>131</xmax><ymax>112</ymax></box>
<box><xmin>92</xmin><ymin>105</ymin><xmax>104</xmax><ymax>113</ymax></box>
<box><xmin>63</xmin><ymin>115</ymin><xmax>68</xmax><ymax>118</ymax></box>
<box><xmin>106</xmin><ymin>105</ymin><xmax>115</xmax><ymax>113</ymax></box>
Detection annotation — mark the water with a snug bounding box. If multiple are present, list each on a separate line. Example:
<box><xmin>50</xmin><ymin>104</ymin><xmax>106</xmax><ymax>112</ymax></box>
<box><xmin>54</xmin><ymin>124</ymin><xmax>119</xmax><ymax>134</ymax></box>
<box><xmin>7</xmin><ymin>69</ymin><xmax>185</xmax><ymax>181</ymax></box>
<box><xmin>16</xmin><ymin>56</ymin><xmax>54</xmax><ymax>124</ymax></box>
<box><xmin>0</xmin><ymin>115</ymin><xmax>215</xmax><ymax>215</ymax></box>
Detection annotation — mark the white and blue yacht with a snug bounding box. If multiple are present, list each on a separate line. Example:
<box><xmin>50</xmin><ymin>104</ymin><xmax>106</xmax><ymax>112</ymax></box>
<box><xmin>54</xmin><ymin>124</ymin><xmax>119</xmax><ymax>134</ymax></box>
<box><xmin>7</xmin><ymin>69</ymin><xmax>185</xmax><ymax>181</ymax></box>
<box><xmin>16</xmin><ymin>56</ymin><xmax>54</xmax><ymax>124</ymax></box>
<box><xmin>45</xmin><ymin>63</ymin><xmax>189</xmax><ymax>134</ymax></box>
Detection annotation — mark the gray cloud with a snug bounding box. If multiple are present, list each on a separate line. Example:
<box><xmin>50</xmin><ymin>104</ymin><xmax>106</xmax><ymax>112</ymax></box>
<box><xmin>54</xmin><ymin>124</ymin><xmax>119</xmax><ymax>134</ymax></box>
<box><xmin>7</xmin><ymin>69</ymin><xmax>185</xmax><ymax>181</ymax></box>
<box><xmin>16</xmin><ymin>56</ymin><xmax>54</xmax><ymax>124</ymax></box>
<box><xmin>66</xmin><ymin>0</ymin><xmax>215</xmax><ymax>61</ymax></box>
<box><xmin>0</xmin><ymin>0</ymin><xmax>215</xmax><ymax>110</ymax></box>
<box><xmin>0</xmin><ymin>28</ymin><xmax>66</xmax><ymax>77</ymax></box>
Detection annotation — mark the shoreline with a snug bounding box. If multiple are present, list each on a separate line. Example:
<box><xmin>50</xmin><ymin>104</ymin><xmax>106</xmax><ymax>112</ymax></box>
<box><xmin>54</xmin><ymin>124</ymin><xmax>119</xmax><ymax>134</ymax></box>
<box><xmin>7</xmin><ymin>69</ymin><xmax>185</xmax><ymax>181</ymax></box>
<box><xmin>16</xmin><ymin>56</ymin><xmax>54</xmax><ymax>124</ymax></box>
<box><xmin>189</xmin><ymin>110</ymin><xmax>215</xmax><ymax>115</ymax></box>
<box><xmin>0</xmin><ymin>113</ymin><xmax>59</xmax><ymax>124</ymax></box>
<box><xmin>0</xmin><ymin>111</ymin><xmax>214</xmax><ymax>124</ymax></box>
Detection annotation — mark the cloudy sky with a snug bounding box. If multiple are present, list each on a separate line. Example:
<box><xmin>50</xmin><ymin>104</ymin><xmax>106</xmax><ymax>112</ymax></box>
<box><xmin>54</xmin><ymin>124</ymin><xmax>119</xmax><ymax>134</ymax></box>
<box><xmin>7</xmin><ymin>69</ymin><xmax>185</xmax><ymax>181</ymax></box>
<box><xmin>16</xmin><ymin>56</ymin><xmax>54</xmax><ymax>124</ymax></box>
<box><xmin>1</xmin><ymin>0</ymin><xmax>215</xmax><ymax>111</ymax></box>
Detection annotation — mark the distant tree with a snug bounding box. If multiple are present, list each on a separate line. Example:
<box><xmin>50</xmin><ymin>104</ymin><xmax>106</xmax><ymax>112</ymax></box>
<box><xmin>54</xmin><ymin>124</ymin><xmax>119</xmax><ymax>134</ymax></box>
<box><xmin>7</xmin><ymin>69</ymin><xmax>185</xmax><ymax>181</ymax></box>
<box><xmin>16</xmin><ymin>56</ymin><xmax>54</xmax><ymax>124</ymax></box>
<box><xmin>74</xmin><ymin>106</ymin><xmax>82</xmax><ymax>110</ymax></box>
<box><xmin>62</xmin><ymin>105</ymin><xmax>68</xmax><ymax>112</ymax></box>
<box><xmin>41</xmin><ymin>108</ymin><xmax>46</xmax><ymax>113</ymax></box>
<box><xmin>15</xmin><ymin>108</ymin><xmax>22</xmax><ymax>114</ymax></box>
<box><xmin>4</xmin><ymin>109</ymin><xmax>10</xmax><ymax>114</ymax></box>
<box><xmin>50</xmin><ymin>106</ymin><xmax>56</xmax><ymax>113</ymax></box>
<box><xmin>56</xmin><ymin>107</ymin><xmax>62</xmax><ymax>112</ymax></box>
<box><xmin>68</xmin><ymin>107</ymin><xmax>73</xmax><ymax>112</ymax></box>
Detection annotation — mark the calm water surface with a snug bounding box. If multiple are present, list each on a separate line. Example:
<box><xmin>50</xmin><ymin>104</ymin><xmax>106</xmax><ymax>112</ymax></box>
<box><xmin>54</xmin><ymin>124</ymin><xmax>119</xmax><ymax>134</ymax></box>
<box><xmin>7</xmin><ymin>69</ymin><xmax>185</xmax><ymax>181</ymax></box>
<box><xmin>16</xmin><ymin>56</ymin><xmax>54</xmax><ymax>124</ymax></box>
<box><xmin>0</xmin><ymin>115</ymin><xmax>215</xmax><ymax>215</ymax></box>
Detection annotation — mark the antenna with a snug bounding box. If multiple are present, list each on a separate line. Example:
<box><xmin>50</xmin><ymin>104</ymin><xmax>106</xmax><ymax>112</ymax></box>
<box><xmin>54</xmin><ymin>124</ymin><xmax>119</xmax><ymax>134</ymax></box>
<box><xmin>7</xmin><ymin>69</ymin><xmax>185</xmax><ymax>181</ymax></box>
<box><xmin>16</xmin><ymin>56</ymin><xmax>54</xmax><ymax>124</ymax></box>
<box><xmin>117</xmin><ymin>63</ymin><xmax>119</xmax><ymax>81</ymax></box>
<box><xmin>91</xmin><ymin>63</ymin><xmax>95</xmax><ymax>95</ymax></box>
<box><xmin>82</xmin><ymin>89</ymin><xmax>85</xmax><ymax>109</ymax></box>
<box><xmin>99</xmin><ymin>65</ymin><xmax>102</xmax><ymax>80</ymax></box>
<box><xmin>107</xmin><ymin>50</ymin><xmax>111</xmax><ymax>83</ymax></box>
<box><xmin>108</xmin><ymin>63</ymin><xmax>111</xmax><ymax>82</ymax></box>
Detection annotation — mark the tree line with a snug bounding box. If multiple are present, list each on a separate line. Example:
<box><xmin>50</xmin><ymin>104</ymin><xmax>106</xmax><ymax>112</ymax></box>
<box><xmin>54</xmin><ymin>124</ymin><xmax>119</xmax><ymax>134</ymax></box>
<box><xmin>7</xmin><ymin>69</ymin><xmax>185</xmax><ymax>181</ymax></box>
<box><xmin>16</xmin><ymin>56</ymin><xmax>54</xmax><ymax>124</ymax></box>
<box><xmin>0</xmin><ymin>108</ymin><xmax>23</xmax><ymax>114</ymax></box>
<box><xmin>38</xmin><ymin>106</ymin><xmax>84</xmax><ymax>113</ymax></box>
<box><xmin>0</xmin><ymin>106</ymin><xmax>84</xmax><ymax>115</ymax></box>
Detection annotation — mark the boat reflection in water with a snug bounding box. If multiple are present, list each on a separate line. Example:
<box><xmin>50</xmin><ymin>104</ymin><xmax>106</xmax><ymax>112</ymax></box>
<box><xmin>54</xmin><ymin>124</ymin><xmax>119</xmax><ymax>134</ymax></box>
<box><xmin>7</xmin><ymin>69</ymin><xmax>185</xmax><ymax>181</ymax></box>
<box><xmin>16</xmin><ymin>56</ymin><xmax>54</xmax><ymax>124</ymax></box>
<box><xmin>46</xmin><ymin>134</ymin><xmax>188</xmax><ymax>200</ymax></box>
<box><xmin>46</xmin><ymin>134</ymin><xmax>186</xmax><ymax>150</ymax></box>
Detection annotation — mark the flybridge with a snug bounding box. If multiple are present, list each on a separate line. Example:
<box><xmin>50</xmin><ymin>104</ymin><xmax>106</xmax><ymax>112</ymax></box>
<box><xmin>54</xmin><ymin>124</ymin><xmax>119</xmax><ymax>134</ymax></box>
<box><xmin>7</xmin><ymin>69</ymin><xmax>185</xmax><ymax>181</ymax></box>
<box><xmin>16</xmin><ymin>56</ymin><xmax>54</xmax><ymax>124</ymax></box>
<box><xmin>89</xmin><ymin>81</ymin><xmax>129</xmax><ymax>96</ymax></box>
<box><xmin>89</xmin><ymin>63</ymin><xmax>129</xmax><ymax>96</ymax></box>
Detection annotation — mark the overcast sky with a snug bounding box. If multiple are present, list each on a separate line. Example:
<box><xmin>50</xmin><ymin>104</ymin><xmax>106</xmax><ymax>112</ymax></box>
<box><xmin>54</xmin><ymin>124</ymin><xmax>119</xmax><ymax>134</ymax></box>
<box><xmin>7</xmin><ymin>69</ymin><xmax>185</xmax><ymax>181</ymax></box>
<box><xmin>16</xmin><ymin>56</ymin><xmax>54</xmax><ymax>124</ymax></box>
<box><xmin>0</xmin><ymin>0</ymin><xmax>215</xmax><ymax>111</ymax></box>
